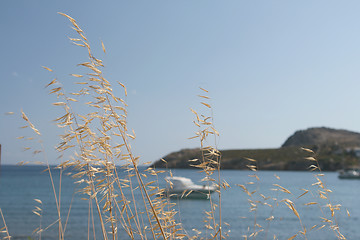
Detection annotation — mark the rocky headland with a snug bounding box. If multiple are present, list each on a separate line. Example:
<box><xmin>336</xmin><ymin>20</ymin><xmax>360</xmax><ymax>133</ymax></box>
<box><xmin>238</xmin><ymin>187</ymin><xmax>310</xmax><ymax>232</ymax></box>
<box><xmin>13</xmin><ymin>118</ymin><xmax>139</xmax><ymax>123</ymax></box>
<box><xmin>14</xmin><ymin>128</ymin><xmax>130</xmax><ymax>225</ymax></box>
<box><xmin>151</xmin><ymin>127</ymin><xmax>360</xmax><ymax>171</ymax></box>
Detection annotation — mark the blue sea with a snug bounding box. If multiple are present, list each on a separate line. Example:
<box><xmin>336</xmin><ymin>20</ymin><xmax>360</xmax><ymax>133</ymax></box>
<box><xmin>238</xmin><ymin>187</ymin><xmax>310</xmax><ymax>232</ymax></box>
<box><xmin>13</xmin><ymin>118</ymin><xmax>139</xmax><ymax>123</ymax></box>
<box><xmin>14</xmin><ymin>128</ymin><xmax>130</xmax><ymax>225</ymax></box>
<box><xmin>0</xmin><ymin>165</ymin><xmax>359</xmax><ymax>240</ymax></box>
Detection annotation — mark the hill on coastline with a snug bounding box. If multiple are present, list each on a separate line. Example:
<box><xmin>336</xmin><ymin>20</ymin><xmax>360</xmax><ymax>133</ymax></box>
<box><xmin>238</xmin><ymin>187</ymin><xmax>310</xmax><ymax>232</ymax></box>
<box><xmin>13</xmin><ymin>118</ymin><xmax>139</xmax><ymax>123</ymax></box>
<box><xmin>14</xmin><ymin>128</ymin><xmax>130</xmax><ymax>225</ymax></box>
<box><xmin>282</xmin><ymin>127</ymin><xmax>360</xmax><ymax>148</ymax></box>
<box><xmin>151</xmin><ymin>127</ymin><xmax>360</xmax><ymax>171</ymax></box>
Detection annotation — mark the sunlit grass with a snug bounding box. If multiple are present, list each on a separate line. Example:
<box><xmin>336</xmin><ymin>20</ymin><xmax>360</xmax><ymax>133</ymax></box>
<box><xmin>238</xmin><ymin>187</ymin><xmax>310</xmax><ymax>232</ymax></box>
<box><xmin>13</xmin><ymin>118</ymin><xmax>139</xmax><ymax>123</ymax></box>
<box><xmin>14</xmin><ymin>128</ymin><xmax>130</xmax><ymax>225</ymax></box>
<box><xmin>0</xmin><ymin>13</ymin><xmax>348</xmax><ymax>240</ymax></box>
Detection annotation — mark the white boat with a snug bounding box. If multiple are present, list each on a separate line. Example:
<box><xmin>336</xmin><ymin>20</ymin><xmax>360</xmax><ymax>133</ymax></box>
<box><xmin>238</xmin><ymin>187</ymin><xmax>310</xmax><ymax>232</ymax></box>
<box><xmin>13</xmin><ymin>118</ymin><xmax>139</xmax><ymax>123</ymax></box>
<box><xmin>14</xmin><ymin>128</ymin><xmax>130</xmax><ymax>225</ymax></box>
<box><xmin>165</xmin><ymin>176</ymin><xmax>218</xmax><ymax>199</ymax></box>
<box><xmin>338</xmin><ymin>168</ymin><xmax>360</xmax><ymax>179</ymax></box>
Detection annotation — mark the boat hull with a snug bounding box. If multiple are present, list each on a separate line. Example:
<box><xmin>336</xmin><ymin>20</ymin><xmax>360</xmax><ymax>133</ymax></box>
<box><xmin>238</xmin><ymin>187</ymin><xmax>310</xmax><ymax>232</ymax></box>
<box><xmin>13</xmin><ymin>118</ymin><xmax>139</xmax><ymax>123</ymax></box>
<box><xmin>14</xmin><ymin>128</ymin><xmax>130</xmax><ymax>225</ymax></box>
<box><xmin>164</xmin><ymin>176</ymin><xmax>219</xmax><ymax>199</ymax></box>
<box><xmin>166</xmin><ymin>189</ymin><xmax>216</xmax><ymax>199</ymax></box>
<box><xmin>338</xmin><ymin>169</ymin><xmax>360</xmax><ymax>179</ymax></box>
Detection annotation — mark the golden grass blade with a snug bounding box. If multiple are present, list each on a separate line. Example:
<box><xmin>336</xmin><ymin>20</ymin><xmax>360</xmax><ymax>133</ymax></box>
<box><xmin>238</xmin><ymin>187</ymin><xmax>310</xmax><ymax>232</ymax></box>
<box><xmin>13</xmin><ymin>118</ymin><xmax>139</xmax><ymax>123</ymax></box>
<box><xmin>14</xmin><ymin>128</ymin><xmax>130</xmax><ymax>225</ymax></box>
<box><xmin>287</xmin><ymin>234</ymin><xmax>297</xmax><ymax>240</ymax></box>
<box><xmin>42</xmin><ymin>66</ymin><xmax>53</xmax><ymax>72</ymax></box>
<box><xmin>201</xmin><ymin>102</ymin><xmax>211</xmax><ymax>108</ymax></box>
<box><xmin>32</xmin><ymin>210</ymin><xmax>41</xmax><ymax>217</ymax></box>
<box><xmin>282</xmin><ymin>199</ymin><xmax>300</xmax><ymax>220</ymax></box>
<box><xmin>188</xmin><ymin>135</ymin><xmax>199</xmax><ymax>139</ymax></box>
<box><xmin>45</xmin><ymin>78</ymin><xmax>58</xmax><ymax>88</ymax></box>
<box><xmin>245</xmin><ymin>157</ymin><xmax>257</xmax><ymax>162</ymax></box>
<box><xmin>53</xmin><ymin>102</ymin><xmax>67</xmax><ymax>106</ymax></box>
<box><xmin>49</xmin><ymin>87</ymin><xmax>62</xmax><ymax>94</ymax></box>
<box><xmin>188</xmin><ymin>159</ymin><xmax>198</xmax><ymax>162</ymax></box>
<box><xmin>69</xmin><ymin>37</ymin><xmax>81</xmax><ymax>42</ymax></box>
<box><xmin>58</xmin><ymin>12</ymin><xmax>75</xmax><ymax>22</ymax></box>
<box><xmin>317</xmin><ymin>225</ymin><xmax>326</xmax><ymax>230</ymax></box>
<box><xmin>305</xmin><ymin>157</ymin><xmax>316</xmax><ymax>161</ymax></box>
<box><xmin>71</xmin><ymin>74</ymin><xmax>83</xmax><ymax>78</ymax></box>
<box><xmin>198</xmin><ymin>95</ymin><xmax>210</xmax><ymax>99</ymax></box>
<box><xmin>301</xmin><ymin>147</ymin><xmax>314</xmax><ymax>153</ymax></box>
<box><xmin>297</xmin><ymin>189</ymin><xmax>309</xmax><ymax>199</ymax></box>
<box><xmin>199</xmin><ymin>87</ymin><xmax>208</xmax><ymax>93</ymax></box>
<box><xmin>101</xmin><ymin>40</ymin><xmax>106</xmax><ymax>53</ymax></box>
<box><xmin>346</xmin><ymin>209</ymin><xmax>350</xmax><ymax>217</ymax></box>
<box><xmin>117</xmin><ymin>81</ymin><xmax>127</xmax><ymax>96</ymax></box>
<box><xmin>21</xmin><ymin>110</ymin><xmax>29</xmax><ymax>121</ymax></box>
<box><xmin>21</xmin><ymin>110</ymin><xmax>41</xmax><ymax>135</ymax></box>
<box><xmin>304</xmin><ymin>202</ymin><xmax>318</xmax><ymax>206</ymax></box>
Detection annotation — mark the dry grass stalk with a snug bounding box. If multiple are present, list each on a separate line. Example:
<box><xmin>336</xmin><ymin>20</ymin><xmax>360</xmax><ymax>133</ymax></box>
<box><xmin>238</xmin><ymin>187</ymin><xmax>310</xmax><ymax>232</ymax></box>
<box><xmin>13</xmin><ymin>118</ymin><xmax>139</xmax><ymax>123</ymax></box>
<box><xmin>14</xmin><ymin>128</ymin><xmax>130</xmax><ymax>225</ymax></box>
<box><xmin>5</xmin><ymin>12</ymin><xmax>351</xmax><ymax>240</ymax></box>
<box><xmin>17</xmin><ymin>109</ymin><xmax>67</xmax><ymax>239</ymax></box>
<box><xmin>38</xmin><ymin>12</ymin><xmax>185</xmax><ymax>240</ymax></box>
<box><xmin>0</xmin><ymin>208</ymin><xmax>11</xmax><ymax>240</ymax></box>
<box><xmin>32</xmin><ymin>199</ymin><xmax>43</xmax><ymax>239</ymax></box>
<box><xmin>301</xmin><ymin>148</ymin><xmax>346</xmax><ymax>239</ymax></box>
<box><xmin>189</xmin><ymin>89</ymin><xmax>223</xmax><ymax>240</ymax></box>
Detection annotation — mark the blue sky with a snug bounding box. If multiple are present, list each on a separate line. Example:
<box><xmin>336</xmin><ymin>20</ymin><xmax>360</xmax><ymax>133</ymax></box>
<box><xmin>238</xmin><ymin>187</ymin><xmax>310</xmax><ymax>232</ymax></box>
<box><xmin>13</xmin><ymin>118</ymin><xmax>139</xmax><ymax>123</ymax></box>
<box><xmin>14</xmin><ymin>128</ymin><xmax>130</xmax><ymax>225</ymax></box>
<box><xmin>2</xmin><ymin>1</ymin><xmax>360</xmax><ymax>165</ymax></box>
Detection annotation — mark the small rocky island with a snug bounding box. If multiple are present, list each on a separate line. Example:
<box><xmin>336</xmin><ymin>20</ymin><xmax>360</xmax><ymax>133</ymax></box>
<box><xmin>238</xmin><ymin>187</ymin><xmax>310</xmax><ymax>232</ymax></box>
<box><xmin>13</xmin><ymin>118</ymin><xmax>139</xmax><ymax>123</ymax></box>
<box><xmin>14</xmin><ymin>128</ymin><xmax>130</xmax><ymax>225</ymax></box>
<box><xmin>151</xmin><ymin>127</ymin><xmax>360</xmax><ymax>171</ymax></box>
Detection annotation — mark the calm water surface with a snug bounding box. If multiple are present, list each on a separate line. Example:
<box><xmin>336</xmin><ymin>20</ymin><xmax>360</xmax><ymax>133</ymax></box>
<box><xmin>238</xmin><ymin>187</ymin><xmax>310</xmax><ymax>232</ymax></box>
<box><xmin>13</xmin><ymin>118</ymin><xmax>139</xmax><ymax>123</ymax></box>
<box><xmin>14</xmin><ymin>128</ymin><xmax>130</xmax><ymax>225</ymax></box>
<box><xmin>0</xmin><ymin>165</ymin><xmax>359</xmax><ymax>239</ymax></box>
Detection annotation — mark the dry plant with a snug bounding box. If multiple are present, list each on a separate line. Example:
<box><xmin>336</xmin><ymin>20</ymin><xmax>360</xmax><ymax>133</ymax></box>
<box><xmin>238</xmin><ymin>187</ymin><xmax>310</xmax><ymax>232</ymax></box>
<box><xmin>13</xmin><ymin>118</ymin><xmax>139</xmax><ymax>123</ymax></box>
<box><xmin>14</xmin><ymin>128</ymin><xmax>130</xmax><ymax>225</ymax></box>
<box><xmin>235</xmin><ymin>158</ymin><xmax>264</xmax><ymax>239</ymax></box>
<box><xmin>188</xmin><ymin>89</ymin><xmax>226</xmax><ymax>240</ymax></box>
<box><xmin>17</xmin><ymin>109</ymin><xmax>69</xmax><ymax>240</ymax></box>
<box><xmin>235</xmin><ymin>148</ymin><xmax>346</xmax><ymax>240</ymax></box>
<box><xmin>32</xmin><ymin>199</ymin><xmax>43</xmax><ymax>239</ymax></box>
<box><xmin>2</xmin><ymin>12</ymin><xmax>349</xmax><ymax>240</ymax></box>
<box><xmin>300</xmin><ymin>147</ymin><xmax>346</xmax><ymax>239</ymax></box>
<box><xmin>10</xmin><ymin>12</ymin><xmax>187</xmax><ymax>240</ymax></box>
<box><xmin>0</xmin><ymin>208</ymin><xmax>11</xmax><ymax>240</ymax></box>
<box><xmin>44</xmin><ymin>12</ymin><xmax>187</xmax><ymax>240</ymax></box>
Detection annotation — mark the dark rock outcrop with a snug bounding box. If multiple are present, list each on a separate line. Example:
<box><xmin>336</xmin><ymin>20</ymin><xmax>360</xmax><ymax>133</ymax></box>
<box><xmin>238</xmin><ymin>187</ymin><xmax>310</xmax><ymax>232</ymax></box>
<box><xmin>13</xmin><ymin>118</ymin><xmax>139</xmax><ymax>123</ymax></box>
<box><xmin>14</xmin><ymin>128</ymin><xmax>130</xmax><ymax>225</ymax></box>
<box><xmin>282</xmin><ymin>127</ymin><xmax>360</xmax><ymax>148</ymax></box>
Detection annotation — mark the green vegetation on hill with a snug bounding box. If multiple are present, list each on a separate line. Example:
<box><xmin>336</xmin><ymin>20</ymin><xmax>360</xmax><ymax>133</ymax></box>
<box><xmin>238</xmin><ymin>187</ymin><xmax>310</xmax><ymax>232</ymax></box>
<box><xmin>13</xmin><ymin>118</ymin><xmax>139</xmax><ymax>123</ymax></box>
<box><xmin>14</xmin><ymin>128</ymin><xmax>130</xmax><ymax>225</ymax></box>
<box><xmin>152</xmin><ymin>127</ymin><xmax>360</xmax><ymax>171</ymax></box>
<box><xmin>152</xmin><ymin>146</ymin><xmax>360</xmax><ymax>171</ymax></box>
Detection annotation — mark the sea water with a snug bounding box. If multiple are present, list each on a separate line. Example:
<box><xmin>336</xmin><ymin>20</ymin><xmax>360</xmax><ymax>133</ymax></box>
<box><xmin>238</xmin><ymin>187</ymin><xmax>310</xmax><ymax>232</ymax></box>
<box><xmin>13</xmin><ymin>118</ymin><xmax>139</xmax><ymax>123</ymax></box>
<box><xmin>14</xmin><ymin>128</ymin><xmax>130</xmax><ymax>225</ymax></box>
<box><xmin>0</xmin><ymin>165</ymin><xmax>359</xmax><ymax>239</ymax></box>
